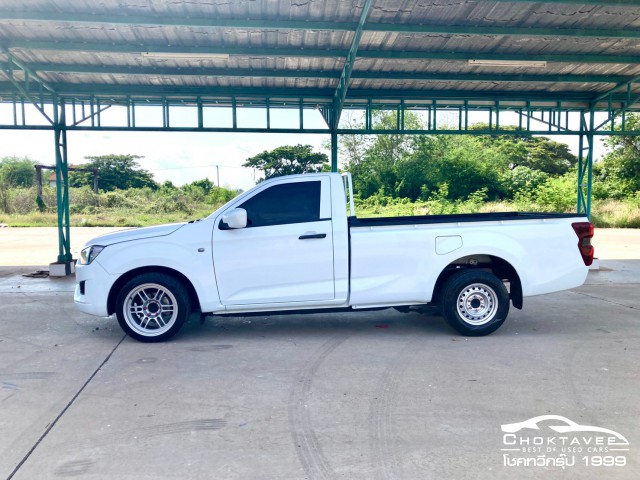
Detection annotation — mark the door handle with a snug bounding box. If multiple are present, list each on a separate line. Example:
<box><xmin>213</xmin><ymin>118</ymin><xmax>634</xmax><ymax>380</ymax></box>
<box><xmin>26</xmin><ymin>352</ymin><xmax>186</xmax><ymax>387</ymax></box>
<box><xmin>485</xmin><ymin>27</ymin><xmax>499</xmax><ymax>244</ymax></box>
<box><xmin>299</xmin><ymin>233</ymin><xmax>327</xmax><ymax>240</ymax></box>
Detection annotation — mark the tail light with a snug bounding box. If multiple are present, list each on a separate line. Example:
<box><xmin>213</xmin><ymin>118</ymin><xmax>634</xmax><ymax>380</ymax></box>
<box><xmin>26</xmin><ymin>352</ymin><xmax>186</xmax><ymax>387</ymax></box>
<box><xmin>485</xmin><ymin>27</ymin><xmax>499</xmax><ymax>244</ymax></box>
<box><xmin>572</xmin><ymin>222</ymin><xmax>594</xmax><ymax>266</ymax></box>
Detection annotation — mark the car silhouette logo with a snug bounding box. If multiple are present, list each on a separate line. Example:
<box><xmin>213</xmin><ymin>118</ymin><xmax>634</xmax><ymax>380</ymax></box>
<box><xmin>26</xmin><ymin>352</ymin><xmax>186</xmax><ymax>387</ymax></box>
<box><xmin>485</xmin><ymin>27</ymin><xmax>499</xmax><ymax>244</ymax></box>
<box><xmin>501</xmin><ymin>415</ymin><xmax>629</xmax><ymax>446</ymax></box>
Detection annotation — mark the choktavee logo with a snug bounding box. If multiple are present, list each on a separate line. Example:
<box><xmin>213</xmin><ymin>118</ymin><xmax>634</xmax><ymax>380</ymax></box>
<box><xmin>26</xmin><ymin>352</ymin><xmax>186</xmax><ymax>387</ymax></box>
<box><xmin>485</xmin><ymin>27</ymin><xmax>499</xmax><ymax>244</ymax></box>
<box><xmin>501</xmin><ymin>415</ymin><xmax>629</xmax><ymax>469</ymax></box>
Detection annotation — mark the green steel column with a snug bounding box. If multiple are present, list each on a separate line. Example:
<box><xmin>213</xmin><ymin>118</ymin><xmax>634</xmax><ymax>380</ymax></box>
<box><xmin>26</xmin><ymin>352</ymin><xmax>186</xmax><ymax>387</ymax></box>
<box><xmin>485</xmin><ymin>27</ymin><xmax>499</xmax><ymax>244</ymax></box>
<box><xmin>577</xmin><ymin>113</ymin><xmax>586</xmax><ymax>215</ymax></box>
<box><xmin>54</xmin><ymin>99</ymin><xmax>72</xmax><ymax>262</ymax></box>
<box><xmin>586</xmin><ymin>109</ymin><xmax>595</xmax><ymax>219</ymax></box>
<box><xmin>577</xmin><ymin>109</ymin><xmax>595</xmax><ymax>219</ymax></box>
<box><xmin>331</xmin><ymin>129</ymin><xmax>338</xmax><ymax>172</ymax></box>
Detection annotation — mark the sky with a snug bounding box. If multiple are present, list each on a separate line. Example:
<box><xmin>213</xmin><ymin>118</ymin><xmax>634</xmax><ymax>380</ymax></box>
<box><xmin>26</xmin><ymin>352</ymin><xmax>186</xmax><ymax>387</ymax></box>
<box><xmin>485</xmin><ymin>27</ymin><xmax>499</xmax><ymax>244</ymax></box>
<box><xmin>0</xmin><ymin>103</ymin><xmax>330</xmax><ymax>191</ymax></box>
<box><xmin>0</xmin><ymin>103</ymin><xmax>610</xmax><ymax>191</ymax></box>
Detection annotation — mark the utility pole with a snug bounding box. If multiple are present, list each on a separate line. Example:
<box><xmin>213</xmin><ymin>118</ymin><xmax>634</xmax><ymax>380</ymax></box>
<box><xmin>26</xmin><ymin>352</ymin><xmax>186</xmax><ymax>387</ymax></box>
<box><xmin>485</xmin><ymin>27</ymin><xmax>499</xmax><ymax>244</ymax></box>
<box><xmin>35</xmin><ymin>164</ymin><xmax>99</xmax><ymax>194</ymax></box>
<box><xmin>216</xmin><ymin>165</ymin><xmax>220</xmax><ymax>187</ymax></box>
<box><xmin>35</xmin><ymin>165</ymin><xmax>43</xmax><ymax>199</ymax></box>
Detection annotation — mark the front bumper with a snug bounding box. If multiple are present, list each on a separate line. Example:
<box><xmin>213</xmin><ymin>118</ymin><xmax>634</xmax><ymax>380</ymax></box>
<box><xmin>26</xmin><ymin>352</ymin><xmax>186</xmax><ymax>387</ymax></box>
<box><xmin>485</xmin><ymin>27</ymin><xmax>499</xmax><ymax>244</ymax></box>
<box><xmin>74</xmin><ymin>260</ymin><xmax>117</xmax><ymax>317</ymax></box>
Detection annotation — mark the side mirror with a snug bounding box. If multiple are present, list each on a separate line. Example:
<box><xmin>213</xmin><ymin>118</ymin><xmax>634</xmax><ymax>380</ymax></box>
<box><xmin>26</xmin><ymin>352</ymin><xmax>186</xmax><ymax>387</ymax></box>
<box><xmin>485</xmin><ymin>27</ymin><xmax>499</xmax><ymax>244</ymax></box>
<box><xmin>221</xmin><ymin>208</ymin><xmax>247</xmax><ymax>229</ymax></box>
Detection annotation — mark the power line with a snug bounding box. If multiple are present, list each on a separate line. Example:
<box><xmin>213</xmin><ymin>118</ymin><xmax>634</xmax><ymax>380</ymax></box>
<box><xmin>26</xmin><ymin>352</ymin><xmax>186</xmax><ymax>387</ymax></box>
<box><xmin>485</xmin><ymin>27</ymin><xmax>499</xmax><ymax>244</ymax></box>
<box><xmin>146</xmin><ymin>163</ymin><xmax>248</xmax><ymax>171</ymax></box>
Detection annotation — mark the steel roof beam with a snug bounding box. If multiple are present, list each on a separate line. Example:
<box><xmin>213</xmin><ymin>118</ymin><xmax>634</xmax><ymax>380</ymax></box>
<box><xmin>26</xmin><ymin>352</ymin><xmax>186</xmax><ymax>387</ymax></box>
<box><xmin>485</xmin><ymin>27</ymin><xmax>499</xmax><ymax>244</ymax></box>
<box><xmin>1</xmin><ymin>10</ymin><xmax>640</xmax><ymax>39</ymax></box>
<box><xmin>4</xmin><ymin>41</ymin><xmax>639</xmax><ymax>65</ymax></box>
<box><xmin>0</xmin><ymin>10</ymin><xmax>354</xmax><ymax>31</ymax></box>
<box><xmin>2</xmin><ymin>41</ymin><xmax>343</xmax><ymax>57</ymax></box>
<box><xmin>28</xmin><ymin>63</ymin><xmax>340</xmax><ymax>79</ymax></box>
<box><xmin>364</xmin><ymin>24</ymin><xmax>640</xmax><ymax>39</ymax></box>
<box><xmin>0</xmin><ymin>64</ymin><xmax>54</xmax><ymax>123</ymax></box>
<box><xmin>591</xmin><ymin>75</ymin><xmax>640</xmax><ymax>103</ymax></box>
<box><xmin>24</xmin><ymin>62</ymin><xmax>637</xmax><ymax>85</ymax></box>
<box><xmin>356</xmin><ymin>50</ymin><xmax>640</xmax><ymax>65</ymax></box>
<box><xmin>0</xmin><ymin>55</ymin><xmax>56</xmax><ymax>93</ymax></box>
<box><xmin>331</xmin><ymin>0</ymin><xmax>373</xmax><ymax>130</ymax></box>
<box><xmin>487</xmin><ymin>0</ymin><xmax>640</xmax><ymax>4</ymax></box>
<box><xmin>1</xmin><ymin>81</ymin><xmax>625</xmax><ymax>102</ymax></box>
<box><xmin>2</xmin><ymin>82</ymin><xmax>638</xmax><ymax>112</ymax></box>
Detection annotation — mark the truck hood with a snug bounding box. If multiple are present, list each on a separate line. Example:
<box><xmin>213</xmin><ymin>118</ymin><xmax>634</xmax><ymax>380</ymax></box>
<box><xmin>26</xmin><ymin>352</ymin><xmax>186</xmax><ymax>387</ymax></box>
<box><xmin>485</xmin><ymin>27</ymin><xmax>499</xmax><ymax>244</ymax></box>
<box><xmin>87</xmin><ymin>223</ymin><xmax>186</xmax><ymax>247</ymax></box>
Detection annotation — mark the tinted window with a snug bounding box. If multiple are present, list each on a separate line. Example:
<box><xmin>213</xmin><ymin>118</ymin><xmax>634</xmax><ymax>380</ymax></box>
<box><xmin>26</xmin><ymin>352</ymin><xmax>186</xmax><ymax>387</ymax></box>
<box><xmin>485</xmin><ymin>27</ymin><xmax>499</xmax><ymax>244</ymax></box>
<box><xmin>239</xmin><ymin>181</ymin><xmax>321</xmax><ymax>227</ymax></box>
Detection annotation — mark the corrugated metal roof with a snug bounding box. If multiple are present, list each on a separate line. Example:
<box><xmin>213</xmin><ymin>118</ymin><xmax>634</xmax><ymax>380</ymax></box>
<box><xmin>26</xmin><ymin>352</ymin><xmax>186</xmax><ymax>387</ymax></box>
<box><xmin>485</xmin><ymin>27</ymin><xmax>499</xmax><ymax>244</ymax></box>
<box><xmin>0</xmin><ymin>0</ymin><xmax>639</xmax><ymax>109</ymax></box>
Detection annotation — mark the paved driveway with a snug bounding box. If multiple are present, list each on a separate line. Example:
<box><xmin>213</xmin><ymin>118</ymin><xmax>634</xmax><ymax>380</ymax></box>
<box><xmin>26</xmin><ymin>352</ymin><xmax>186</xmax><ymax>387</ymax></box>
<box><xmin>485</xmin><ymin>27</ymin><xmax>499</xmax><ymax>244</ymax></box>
<box><xmin>0</xmin><ymin>228</ymin><xmax>638</xmax><ymax>479</ymax></box>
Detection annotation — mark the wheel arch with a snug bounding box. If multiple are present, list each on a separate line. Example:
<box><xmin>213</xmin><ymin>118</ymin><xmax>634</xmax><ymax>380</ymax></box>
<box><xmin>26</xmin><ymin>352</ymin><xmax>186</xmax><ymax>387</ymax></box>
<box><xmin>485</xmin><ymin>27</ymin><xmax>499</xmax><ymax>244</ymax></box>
<box><xmin>107</xmin><ymin>266</ymin><xmax>201</xmax><ymax>315</ymax></box>
<box><xmin>432</xmin><ymin>254</ymin><xmax>523</xmax><ymax>310</ymax></box>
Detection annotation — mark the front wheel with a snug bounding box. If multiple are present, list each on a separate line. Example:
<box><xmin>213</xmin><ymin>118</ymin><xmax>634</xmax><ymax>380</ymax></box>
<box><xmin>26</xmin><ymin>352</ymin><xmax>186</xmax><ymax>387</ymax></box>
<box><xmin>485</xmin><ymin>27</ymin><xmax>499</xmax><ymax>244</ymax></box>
<box><xmin>439</xmin><ymin>270</ymin><xmax>510</xmax><ymax>336</ymax></box>
<box><xmin>115</xmin><ymin>273</ymin><xmax>191</xmax><ymax>342</ymax></box>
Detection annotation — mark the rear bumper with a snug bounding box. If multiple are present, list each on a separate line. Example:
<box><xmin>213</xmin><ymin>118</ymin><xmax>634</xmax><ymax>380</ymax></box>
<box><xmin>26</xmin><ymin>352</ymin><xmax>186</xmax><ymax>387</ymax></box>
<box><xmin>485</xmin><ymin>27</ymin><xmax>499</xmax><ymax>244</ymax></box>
<box><xmin>74</xmin><ymin>260</ymin><xmax>117</xmax><ymax>317</ymax></box>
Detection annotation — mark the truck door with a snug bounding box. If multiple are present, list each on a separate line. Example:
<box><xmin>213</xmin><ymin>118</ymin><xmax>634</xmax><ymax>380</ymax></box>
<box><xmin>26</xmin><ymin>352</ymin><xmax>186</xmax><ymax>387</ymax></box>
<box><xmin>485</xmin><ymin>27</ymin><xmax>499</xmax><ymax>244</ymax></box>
<box><xmin>212</xmin><ymin>176</ymin><xmax>334</xmax><ymax>305</ymax></box>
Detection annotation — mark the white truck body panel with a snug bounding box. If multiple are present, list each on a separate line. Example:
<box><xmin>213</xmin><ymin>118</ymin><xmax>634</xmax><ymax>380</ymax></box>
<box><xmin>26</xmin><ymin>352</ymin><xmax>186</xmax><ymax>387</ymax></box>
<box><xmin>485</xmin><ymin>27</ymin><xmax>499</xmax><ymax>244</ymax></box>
<box><xmin>349</xmin><ymin>218</ymin><xmax>587</xmax><ymax>308</ymax></box>
<box><xmin>74</xmin><ymin>172</ymin><xmax>590</xmax><ymax>324</ymax></box>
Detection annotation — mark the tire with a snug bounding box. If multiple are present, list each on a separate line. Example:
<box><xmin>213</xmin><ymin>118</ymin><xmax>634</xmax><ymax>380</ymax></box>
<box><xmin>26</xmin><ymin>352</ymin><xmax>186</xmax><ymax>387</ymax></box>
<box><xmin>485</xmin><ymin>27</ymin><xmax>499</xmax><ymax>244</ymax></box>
<box><xmin>115</xmin><ymin>273</ymin><xmax>191</xmax><ymax>343</ymax></box>
<box><xmin>439</xmin><ymin>270</ymin><xmax>509</xmax><ymax>337</ymax></box>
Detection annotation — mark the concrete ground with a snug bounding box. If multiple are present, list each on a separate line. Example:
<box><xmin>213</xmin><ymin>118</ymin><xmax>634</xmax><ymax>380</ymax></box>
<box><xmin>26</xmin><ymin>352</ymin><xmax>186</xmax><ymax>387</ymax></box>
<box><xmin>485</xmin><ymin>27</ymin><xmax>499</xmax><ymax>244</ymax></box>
<box><xmin>0</xmin><ymin>228</ymin><xmax>639</xmax><ymax>479</ymax></box>
<box><xmin>0</xmin><ymin>227</ymin><xmax>124</xmax><ymax>267</ymax></box>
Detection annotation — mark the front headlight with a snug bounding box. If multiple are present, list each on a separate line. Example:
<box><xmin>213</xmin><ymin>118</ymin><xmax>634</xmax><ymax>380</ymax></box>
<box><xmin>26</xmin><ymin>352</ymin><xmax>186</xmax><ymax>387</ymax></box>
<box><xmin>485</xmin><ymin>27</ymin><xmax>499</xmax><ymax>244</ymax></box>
<box><xmin>79</xmin><ymin>245</ymin><xmax>105</xmax><ymax>265</ymax></box>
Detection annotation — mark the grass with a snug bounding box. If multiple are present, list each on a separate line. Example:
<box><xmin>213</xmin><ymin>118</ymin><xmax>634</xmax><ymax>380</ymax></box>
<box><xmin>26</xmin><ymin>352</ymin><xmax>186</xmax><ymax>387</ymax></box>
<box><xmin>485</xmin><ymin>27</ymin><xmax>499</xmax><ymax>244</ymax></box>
<box><xmin>590</xmin><ymin>199</ymin><xmax>640</xmax><ymax>228</ymax></box>
<box><xmin>0</xmin><ymin>185</ymin><xmax>234</xmax><ymax>227</ymax></box>
<box><xmin>355</xmin><ymin>198</ymin><xmax>640</xmax><ymax>228</ymax></box>
<box><xmin>0</xmin><ymin>207</ymin><xmax>215</xmax><ymax>227</ymax></box>
<box><xmin>1</xmin><ymin>199</ymin><xmax>638</xmax><ymax>229</ymax></box>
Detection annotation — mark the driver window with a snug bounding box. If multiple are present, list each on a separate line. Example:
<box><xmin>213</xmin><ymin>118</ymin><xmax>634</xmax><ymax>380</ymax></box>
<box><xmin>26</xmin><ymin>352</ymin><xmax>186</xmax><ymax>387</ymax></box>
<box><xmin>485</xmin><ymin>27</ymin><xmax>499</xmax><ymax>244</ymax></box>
<box><xmin>239</xmin><ymin>180</ymin><xmax>321</xmax><ymax>227</ymax></box>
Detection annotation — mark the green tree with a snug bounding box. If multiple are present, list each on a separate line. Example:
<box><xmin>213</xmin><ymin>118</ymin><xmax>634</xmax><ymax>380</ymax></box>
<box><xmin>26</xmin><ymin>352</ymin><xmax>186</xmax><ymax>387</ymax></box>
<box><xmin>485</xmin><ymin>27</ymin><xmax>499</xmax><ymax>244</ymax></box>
<box><xmin>507</xmin><ymin>165</ymin><xmax>550</xmax><ymax>197</ymax></box>
<box><xmin>337</xmin><ymin>115</ymin><xmax>580</xmax><ymax>203</ymax></box>
<box><xmin>412</xmin><ymin>135</ymin><xmax>505</xmax><ymax>201</ymax></box>
<box><xmin>0</xmin><ymin>156</ymin><xmax>36</xmax><ymax>187</ymax></box>
<box><xmin>180</xmin><ymin>178</ymin><xmax>214</xmax><ymax>203</ymax></box>
<box><xmin>518</xmin><ymin>137</ymin><xmax>577</xmax><ymax>175</ymax></box>
<box><xmin>595</xmin><ymin>114</ymin><xmax>640</xmax><ymax>197</ymax></box>
<box><xmin>185</xmin><ymin>178</ymin><xmax>214</xmax><ymax>194</ymax></box>
<box><xmin>337</xmin><ymin>111</ymin><xmax>374</xmax><ymax>170</ymax></box>
<box><xmin>472</xmin><ymin>126</ymin><xmax>577</xmax><ymax>174</ymax></box>
<box><xmin>70</xmin><ymin>154</ymin><xmax>157</xmax><ymax>191</ymax></box>
<box><xmin>243</xmin><ymin>145</ymin><xmax>329</xmax><ymax>180</ymax></box>
<box><xmin>208</xmin><ymin>186</ymin><xmax>239</xmax><ymax>205</ymax></box>
<box><xmin>342</xmin><ymin>111</ymin><xmax>424</xmax><ymax>198</ymax></box>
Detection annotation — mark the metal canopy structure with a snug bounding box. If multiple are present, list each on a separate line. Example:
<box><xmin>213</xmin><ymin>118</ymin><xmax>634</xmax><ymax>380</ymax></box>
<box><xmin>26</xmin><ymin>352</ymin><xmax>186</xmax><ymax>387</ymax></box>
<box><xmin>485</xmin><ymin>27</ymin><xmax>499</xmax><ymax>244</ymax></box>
<box><xmin>1</xmin><ymin>0</ymin><xmax>640</xmax><ymax>266</ymax></box>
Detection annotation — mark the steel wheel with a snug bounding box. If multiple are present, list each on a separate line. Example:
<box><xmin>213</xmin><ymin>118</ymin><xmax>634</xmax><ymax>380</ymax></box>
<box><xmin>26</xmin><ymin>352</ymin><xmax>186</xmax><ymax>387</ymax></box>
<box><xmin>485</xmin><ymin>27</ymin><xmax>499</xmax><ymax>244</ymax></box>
<box><xmin>456</xmin><ymin>283</ymin><xmax>498</xmax><ymax>326</ymax></box>
<box><xmin>115</xmin><ymin>273</ymin><xmax>191</xmax><ymax>342</ymax></box>
<box><xmin>439</xmin><ymin>270</ymin><xmax>510</xmax><ymax>336</ymax></box>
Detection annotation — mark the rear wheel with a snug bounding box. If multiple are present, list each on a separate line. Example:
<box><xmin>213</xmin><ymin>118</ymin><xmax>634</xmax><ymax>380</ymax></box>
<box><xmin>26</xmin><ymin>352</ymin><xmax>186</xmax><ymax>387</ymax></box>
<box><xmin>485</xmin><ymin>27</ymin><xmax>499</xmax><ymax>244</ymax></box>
<box><xmin>115</xmin><ymin>273</ymin><xmax>191</xmax><ymax>342</ymax></box>
<box><xmin>439</xmin><ymin>270</ymin><xmax>509</xmax><ymax>336</ymax></box>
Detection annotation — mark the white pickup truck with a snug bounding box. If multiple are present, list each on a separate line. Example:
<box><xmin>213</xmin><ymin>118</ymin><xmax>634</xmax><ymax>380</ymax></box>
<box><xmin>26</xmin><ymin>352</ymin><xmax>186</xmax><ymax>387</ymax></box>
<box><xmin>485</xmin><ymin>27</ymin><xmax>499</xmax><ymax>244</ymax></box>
<box><xmin>74</xmin><ymin>173</ymin><xmax>594</xmax><ymax>342</ymax></box>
